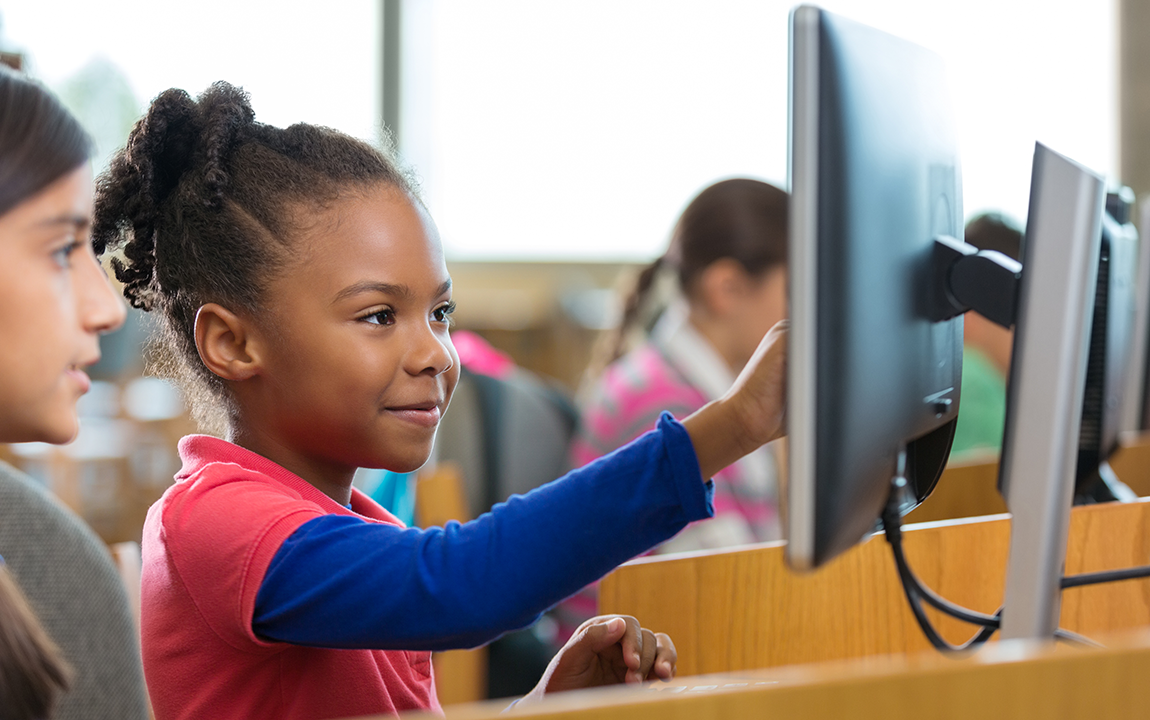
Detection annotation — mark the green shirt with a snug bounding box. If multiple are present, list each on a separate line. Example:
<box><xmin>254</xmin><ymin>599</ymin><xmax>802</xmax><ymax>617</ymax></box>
<box><xmin>951</xmin><ymin>346</ymin><xmax>1007</xmax><ymax>459</ymax></box>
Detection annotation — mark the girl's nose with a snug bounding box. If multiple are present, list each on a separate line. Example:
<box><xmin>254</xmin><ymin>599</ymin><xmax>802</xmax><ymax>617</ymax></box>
<box><xmin>79</xmin><ymin>248</ymin><xmax>127</xmax><ymax>335</ymax></box>
<box><xmin>407</xmin><ymin>322</ymin><xmax>455</xmax><ymax>377</ymax></box>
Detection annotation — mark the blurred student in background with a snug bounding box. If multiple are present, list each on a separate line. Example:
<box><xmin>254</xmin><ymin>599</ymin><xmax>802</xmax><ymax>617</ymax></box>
<box><xmin>573</xmin><ymin>178</ymin><xmax>788</xmax><ymax>552</ymax></box>
<box><xmin>950</xmin><ymin>212</ymin><xmax>1022</xmax><ymax>459</ymax></box>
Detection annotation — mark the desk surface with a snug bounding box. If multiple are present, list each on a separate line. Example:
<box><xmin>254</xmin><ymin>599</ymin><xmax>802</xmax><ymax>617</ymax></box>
<box><xmin>416</xmin><ymin>629</ymin><xmax>1150</xmax><ymax>720</ymax></box>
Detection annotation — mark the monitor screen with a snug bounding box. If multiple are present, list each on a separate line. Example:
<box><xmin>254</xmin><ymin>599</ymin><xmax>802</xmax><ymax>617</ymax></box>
<box><xmin>786</xmin><ymin>5</ymin><xmax>963</xmax><ymax>570</ymax></box>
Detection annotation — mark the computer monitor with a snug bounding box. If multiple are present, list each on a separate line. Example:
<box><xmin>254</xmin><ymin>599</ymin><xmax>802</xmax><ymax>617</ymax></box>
<box><xmin>785</xmin><ymin>9</ymin><xmax>1109</xmax><ymax>648</ymax></box>
<box><xmin>1075</xmin><ymin>191</ymin><xmax>1140</xmax><ymax>503</ymax></box>
<box><xmin>786</xmin><ymin>5</ymin><xmax>964</xmax><ymax>570</ymax></box>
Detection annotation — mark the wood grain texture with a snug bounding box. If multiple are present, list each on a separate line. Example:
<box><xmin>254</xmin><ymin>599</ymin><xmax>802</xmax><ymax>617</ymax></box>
<box><xmin>1110</xmin><ymin>433</ymin><xmax>1150</xmax><ymax>497</ymax></box>
<box><xmin>599</xmin><ymin>499</ymin><xmax>1150</xmax><ymax>677</ymax></box>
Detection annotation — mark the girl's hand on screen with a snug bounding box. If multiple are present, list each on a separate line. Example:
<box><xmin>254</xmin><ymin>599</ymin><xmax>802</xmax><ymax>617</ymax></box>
<box><xmin>683</xmin><ymin>321</ymin><xmax>788</xmax><ymax>480</ymax></box>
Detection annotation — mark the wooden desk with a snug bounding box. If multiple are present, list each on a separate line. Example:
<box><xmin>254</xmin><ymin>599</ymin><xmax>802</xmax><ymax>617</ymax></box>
<box><xmin>599</xmin><ymin>499</ymin><xmax>1150</xmax><ymax>677</ymax></box>
<box><xmin>1111</xmin><ymin>432</ymin><xmax>1150</xmax><ymax>496</ymax></box>
<box><xmin>425</xmin><ymin>630</ymin><xmax>1150</xmax><ymax>720</ymax></box>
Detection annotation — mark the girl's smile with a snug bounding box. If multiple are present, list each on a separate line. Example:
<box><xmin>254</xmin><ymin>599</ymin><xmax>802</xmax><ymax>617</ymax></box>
<box><xmin>383</xmin><ymin>402</ymin><xmax>443</xmax><ymax>428</ymax></box>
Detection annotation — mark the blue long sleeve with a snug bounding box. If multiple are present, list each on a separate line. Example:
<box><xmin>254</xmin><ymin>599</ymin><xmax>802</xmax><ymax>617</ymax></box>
<box><xmin>253</xmin><ymin>413</ymin><xmax>713</xmax><ymax>651</ymax></box>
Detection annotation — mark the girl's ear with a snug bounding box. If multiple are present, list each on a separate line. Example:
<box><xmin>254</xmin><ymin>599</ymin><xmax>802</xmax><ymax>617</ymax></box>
<box><xmin>194</xmin><ymin>303</ymin><xmax>263</xmax><ymax>381</ymax></box>
<box><xmin>696</xmin><ymin>258</ymin><xmax>750</xmax><ymax>317</ymax></box>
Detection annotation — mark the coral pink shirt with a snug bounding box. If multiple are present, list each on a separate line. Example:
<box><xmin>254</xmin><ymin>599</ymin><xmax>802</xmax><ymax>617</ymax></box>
<box><xmin>140</xmin><ymin>435</ymin><xmax>439</xmax><ymax>720</ymax></box>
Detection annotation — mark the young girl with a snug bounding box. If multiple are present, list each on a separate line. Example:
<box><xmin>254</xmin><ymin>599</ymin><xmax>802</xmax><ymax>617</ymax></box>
<box><xmin>0</xmin><ymin>66</ymin><xmax>134</xmax><ymax>719</ymax></box>
<box><xmin>92</xmin><ymin>82</ymin><xmax>787</xmax><ymax>720</ymax></box>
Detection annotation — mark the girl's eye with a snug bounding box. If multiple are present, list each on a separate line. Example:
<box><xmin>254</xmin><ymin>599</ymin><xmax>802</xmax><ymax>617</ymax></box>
<box><xmin>52</xmin><ymin>240</ymin><xmax>81</xmax><ymax>268</ymax></box>
<box><xmin>433</xmin><ymin>301</ymin><xmax>457</xmax><ymax>324</ymax></box>
<box><xmin>363</xmin><ymin>308</ymin><xmax>395</xmax><ymax>326</ymax></box>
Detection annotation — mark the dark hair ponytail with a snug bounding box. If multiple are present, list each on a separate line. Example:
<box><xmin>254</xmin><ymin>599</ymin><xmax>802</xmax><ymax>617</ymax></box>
<box><xmin>0</xmin><ymin>66</ymin><xmax>93</xmax><ymax>217</ymax></box>
<box><xmin>608</xmin><ymin>255</ymin><xmax>666</xmax><ymax>364</ymax></box>
<box><xmin>93</xmin><ymin>81</ymin><xmax>413</xmax><ymax>433</ymax></box>
<box><xmin>92</xmin><ymin>85</ymin><xmax>255</xmax><ymax>313</ymax></box>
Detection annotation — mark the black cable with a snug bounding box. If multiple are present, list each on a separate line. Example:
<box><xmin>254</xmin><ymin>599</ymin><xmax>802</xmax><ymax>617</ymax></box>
<box><xmin>888</xmin><ymin>530</ymin><xmax>1001</xmax><ymax>629</ymax></box>
<box><xmin>1061</xmin><ymin>564</ymin><xmax>1150</xmax><ymax>589</ymax></box>
<box><xmin>882</xmin><ymin>478</ymin><xmax>1114</xmax><ymax>652</ymax></box>
<box><xmin>881</xmin><ymin>482</ymin><xmax>999</xmax><ymax>652</ymax></box>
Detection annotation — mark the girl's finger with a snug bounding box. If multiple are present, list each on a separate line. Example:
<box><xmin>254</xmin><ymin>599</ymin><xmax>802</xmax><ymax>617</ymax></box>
<box><xmin>651</xmin><ymin>632</ymin><xmax>677</xmax><ymax>680</ymax></box>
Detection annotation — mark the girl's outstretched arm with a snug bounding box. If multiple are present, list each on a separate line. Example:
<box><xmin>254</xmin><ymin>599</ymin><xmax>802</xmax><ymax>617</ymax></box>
<box><xmin>248</xmin><ymin>413</ymin><xmax>712</xmax><ymax>651</ymax></box>
<box><xmin>245</xmin><ymin>324</ymin><xmax>788</xmax><ymax>651</ymax></box>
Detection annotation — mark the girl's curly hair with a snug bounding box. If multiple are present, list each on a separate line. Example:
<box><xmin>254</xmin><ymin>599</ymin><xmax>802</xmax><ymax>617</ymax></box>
<box><xmin>92</xmin><ymin>82</ymin><xmax>414</xmax><ymax>434</ymax></box>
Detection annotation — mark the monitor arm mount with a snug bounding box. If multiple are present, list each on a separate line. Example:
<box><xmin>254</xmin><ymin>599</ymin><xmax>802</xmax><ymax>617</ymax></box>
<box><xmin>929</xmin><ymin>235</ymin><xmax>1023</xmax><ymax>328</ymax></box>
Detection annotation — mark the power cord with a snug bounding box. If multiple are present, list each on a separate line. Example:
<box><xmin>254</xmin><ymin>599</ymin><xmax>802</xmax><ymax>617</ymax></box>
<box><xmin>880</xmin><ymin>476</ymin><xmax>1107</xmax><ymax>652</ymax></box>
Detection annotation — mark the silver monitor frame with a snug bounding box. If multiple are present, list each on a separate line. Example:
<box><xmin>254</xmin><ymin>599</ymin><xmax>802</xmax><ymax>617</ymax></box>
<box><xmin>785</xmin><ymin>4</ymin><xmax>820</xmax><ymax>570</ymax></box>
<box><xmin>999</xmin><ymin>143</ymin><xmax>1105</xmax><ymax>641</ymax></box>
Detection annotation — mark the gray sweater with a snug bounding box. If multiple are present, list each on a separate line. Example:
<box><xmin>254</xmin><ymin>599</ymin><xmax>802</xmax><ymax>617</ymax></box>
<box><xmin>0</xmin><ymin>461</ymin><xmax>149</xmax><ymax>720</ymax></box>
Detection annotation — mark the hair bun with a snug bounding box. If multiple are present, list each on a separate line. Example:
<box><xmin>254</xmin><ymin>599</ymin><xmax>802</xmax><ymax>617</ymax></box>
<box><xmin>194</xmin><ymin>82</ymin><xmax>255</xmax><ymax>206</ymax></box>
<box><xmin>135</xmin><ymin>82</ymin><xmax>253</xmax><ymax>210</ymax></box>
<box><xmin>94</xmin><ymin>82</ymin><xmax>256</xmax><ymax>310</ymax></box>
<box><xmin>93</xmin><ymin>82</ymin><xmax>256</xmax><ymax>310</ymax></box>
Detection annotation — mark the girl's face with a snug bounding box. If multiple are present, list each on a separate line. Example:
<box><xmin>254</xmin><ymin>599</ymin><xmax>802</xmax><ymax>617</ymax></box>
<box><xmin>237</xmin><ymin>186</ymin><xmax>460</xmax><ymax>479</ymax></box>
<box><xmin>0</xmin><ymin>165</ymin><xmax>126</xmax><ymax>443</ymax></box>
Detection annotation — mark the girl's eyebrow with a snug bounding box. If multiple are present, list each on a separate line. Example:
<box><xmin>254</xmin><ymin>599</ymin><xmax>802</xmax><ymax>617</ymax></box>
<box><xmin>35</xmin><ymin>214</ymin><xmax>90</xmax><ymax>230</ymax></box>
<box><xmin>333</xmin><ymin>278</ymin><xmax>452</xmax><ymax>304</ymax></box>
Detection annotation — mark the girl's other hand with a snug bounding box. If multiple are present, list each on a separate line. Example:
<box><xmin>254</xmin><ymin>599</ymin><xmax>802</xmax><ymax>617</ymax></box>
<box><xmin>517</xmin><ymin>615</ymin><xmax>675</xmax><ymax>706</ymax></box>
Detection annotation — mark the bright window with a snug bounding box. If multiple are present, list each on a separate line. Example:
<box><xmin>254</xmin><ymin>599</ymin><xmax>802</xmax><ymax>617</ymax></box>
<box><xmin>0</xmin><ymin>1</ymin><xmax>381</xmax><ymax>171</ymax></box>
<box><xmin>2</xmin><ymin>1</ymin><xmax>1115</xmax><ymax>262</ymax></box>
<box><xmin>402</xmin><ymin>0</ymin><xmax>1115</xmax><ymax>260</ymax></box>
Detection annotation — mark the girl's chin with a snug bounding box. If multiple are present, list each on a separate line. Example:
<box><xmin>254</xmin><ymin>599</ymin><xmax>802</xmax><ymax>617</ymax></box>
<box><xmin>387</xmin><ymin>457</ymin><xmax>433</xmax><ymax>475</ymax></box>
<box><xmin>1</xmin><ymin>418</ymin><xmax>78</xmax><ymax>445</ymax></box>
<box><xmin>373</xmin><ymin>448</ymin><xmax>435</xmax><ymax>476</ymax></box>
<box><xmin>36</xmin><ymin>418</ymin><xmax>80</xmax><ymax>446</ymax></box>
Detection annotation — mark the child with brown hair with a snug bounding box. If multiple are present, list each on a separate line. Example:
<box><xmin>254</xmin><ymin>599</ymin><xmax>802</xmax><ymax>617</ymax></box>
<box><xmin>0</xmin><ymin>65</ymin><xmax>133</xmax><ymax>719</ymax></box>
<box><xmin>92</xmin><ymin>82</ymin><xmax>788</xmax><ymax>720</ymax></box>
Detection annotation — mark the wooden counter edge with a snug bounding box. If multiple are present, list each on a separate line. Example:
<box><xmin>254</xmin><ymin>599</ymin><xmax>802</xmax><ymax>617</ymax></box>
<box><xmin>386</xmin><ymin>629</ymin><xmax>1150</xmax><ymax>720</ymax></box>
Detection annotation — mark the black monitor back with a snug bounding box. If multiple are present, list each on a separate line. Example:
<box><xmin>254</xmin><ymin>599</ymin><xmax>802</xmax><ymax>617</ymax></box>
<box><xmin>787</xmin><ymin>6</ymin><xmax>962</xmax><ymax>569</ymax></box>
